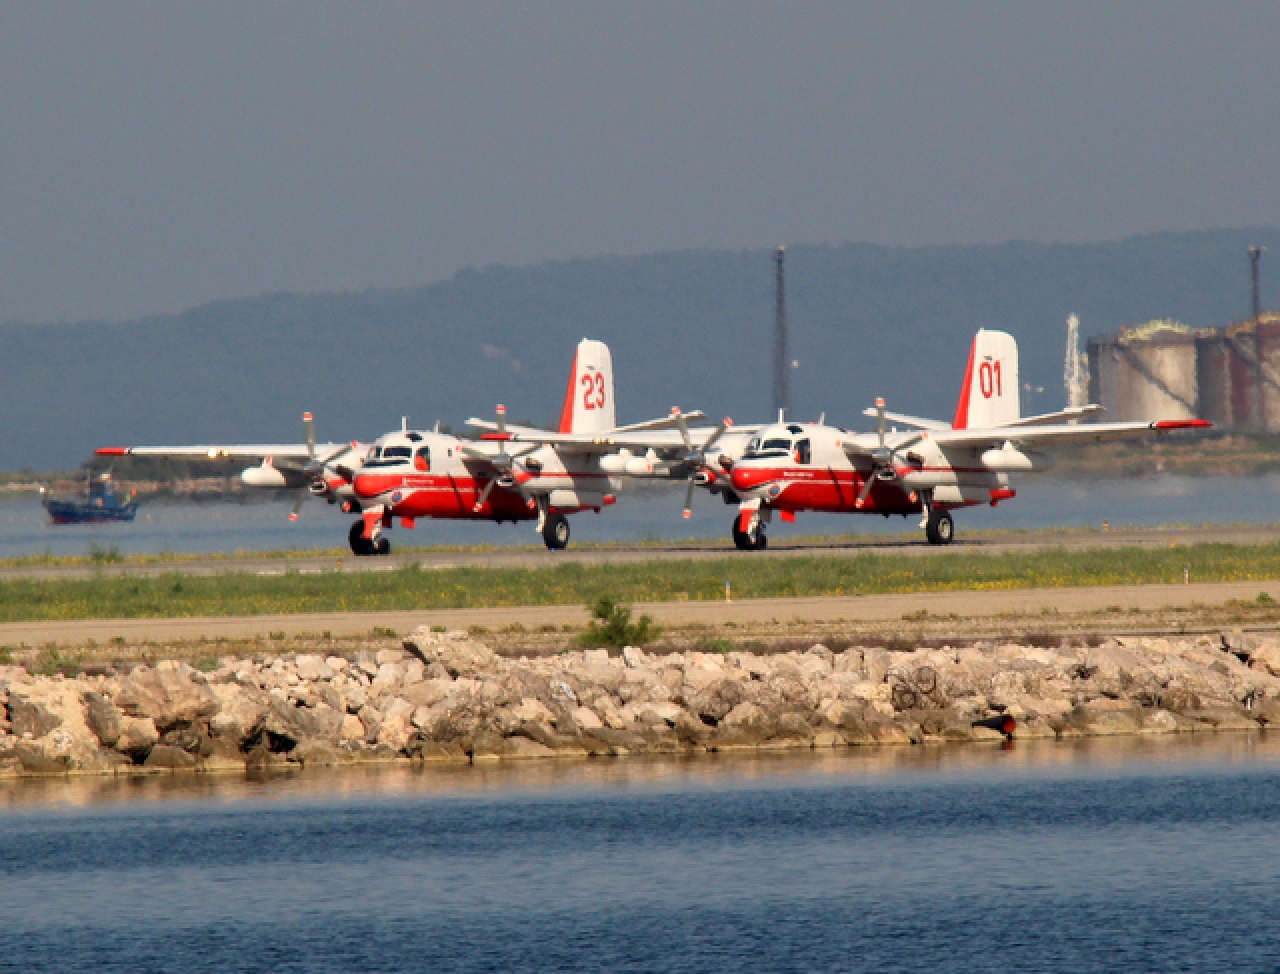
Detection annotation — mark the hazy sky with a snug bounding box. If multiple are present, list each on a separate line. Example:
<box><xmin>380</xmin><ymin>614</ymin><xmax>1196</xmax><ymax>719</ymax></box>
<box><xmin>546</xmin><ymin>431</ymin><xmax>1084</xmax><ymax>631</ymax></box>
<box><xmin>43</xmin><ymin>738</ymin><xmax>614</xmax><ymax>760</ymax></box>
<box><xmin>3</xmin><ymin>2</ymin><xmax>1279</xmax><ymax>322</ymax></box>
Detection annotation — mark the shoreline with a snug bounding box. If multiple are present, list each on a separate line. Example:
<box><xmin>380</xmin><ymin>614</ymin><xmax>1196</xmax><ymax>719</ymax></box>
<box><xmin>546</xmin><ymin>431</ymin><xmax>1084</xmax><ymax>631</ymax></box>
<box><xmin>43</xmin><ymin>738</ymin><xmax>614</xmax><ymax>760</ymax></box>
<box><xmin>5</xmin><ymin>623</ymin><xmax>1280</xmax><ymax>782</ymax></box>
<box><xmin>3</xmin><ymin>729</ymin><xmax>1280</xmax><ymax>812</ymax></box>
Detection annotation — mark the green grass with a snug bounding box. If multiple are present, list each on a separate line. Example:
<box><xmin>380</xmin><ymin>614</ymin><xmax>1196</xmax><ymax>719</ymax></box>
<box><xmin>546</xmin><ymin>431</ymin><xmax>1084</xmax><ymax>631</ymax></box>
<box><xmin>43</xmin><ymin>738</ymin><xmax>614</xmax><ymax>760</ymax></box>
<box><xmin>0</xmin><ymin>542</ymin><xmax>1277</xmax><ymax>622</ymax></box>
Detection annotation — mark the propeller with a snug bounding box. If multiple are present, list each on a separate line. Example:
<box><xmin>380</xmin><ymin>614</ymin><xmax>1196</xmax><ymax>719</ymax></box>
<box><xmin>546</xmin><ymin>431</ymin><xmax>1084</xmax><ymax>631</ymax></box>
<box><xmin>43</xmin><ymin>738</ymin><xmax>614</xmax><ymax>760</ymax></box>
<box><xmin>461</xmin><ymin>404</ymin><xmax>540</xmax><ymax>512</ymax></box>
<box><xmin>855</xmin><ymin>398</ymin><xmax>924</xmax><ymax>509</ymax></box>
<box><xmin>671</xmin><ymin>408</ymin><xmax>731</xmax><ymax>518</ymax></box>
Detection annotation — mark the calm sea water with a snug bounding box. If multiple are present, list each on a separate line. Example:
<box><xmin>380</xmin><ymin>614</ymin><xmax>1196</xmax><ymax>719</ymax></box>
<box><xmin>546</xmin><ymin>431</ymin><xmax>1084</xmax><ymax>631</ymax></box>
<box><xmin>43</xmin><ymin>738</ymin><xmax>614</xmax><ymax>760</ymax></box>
<box><xmin>3</xmin><ymin>473</ymin><xmax>1279</xmax><ymax>558</ymax></box>
<box><xmin>2</xmin><ymin>737</ymin><xmax>1280</xmax><ymax>973</ymax></box>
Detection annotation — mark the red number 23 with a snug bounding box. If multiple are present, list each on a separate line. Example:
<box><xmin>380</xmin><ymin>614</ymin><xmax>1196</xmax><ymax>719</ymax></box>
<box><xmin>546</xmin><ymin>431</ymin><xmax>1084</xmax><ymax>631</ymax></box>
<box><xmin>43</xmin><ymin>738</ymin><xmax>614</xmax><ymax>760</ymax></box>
<box><xmin>581</xmin><ymin>373</ymin><xmax>606</xmax><ymax>410</ymax></box>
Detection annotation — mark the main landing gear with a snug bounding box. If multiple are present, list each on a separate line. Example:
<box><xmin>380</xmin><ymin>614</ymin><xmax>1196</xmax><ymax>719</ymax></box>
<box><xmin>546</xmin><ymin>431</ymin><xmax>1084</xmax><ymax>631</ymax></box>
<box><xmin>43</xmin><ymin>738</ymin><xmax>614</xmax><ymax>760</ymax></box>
<box><xmin>924</xmin><ymin>508</ymin><xmax>953</xmax><ymax>545</ymax></box>
<box><xmin>731</xmin><ymin>516</ymin><xmax>767</xmax><ymax>551</ymax></box>
<box><xmin>541</xmin><ymin>512</ymin><xmax>570</xmax><ymax>550</ymax></box>
<box><xmin>348</xmin><ymin>521</ymin><xmax>391</xmax><ymax>556</ymax></box>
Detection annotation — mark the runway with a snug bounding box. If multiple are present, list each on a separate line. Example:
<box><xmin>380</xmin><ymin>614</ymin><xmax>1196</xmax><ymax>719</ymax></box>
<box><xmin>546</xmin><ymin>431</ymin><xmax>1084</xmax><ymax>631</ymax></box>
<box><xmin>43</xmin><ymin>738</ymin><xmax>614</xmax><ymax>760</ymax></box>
<box><xmin>3</xmin><ymin>523</ymin><xmax>1278</xmax><ymax>580</ymax></box>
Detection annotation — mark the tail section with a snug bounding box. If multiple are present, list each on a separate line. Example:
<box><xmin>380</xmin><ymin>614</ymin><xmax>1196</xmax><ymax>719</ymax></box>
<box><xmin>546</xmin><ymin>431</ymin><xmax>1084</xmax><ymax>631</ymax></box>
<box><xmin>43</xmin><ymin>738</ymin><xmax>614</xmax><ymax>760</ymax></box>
<box><xmin>952</xmin><ymin>329</ymin><xmax>1020</xmax><ymax>429</ymax></box>
<box><xmin>557</xmin><ymin>338</ymin><xmax>616</xmax><ymax>434</ymax></box>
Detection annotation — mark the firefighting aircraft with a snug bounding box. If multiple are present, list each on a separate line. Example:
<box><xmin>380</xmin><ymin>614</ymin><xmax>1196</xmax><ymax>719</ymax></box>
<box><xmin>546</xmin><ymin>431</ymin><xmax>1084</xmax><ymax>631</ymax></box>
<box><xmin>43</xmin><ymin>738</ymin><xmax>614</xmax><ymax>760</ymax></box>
<box><xmin>98</xmin><ymin>339</ymin><xmax>718</xmax><ymax>554</ymax></box>
<box><xmin>97</xmin><ymin>413</ymin><xmax>365</xmax><ymax>517</ymax></box>
<box><xmin>719</xmin><ymin>328</ymin><xmax>1211</xmax><ymax>550</ymax></box>
<box><xmin>347</xmin><ymin>338</ymin><xmax>737</xmax><ymax>553</ymax></box>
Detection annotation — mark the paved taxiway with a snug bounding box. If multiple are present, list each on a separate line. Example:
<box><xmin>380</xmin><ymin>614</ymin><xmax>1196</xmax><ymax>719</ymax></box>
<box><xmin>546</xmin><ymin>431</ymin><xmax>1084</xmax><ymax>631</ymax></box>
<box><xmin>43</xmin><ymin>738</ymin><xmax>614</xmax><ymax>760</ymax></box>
<box><xmin>3</xmin><ymin>524</ymin><xmax>1278</xmax><ymax>581</ymax></box>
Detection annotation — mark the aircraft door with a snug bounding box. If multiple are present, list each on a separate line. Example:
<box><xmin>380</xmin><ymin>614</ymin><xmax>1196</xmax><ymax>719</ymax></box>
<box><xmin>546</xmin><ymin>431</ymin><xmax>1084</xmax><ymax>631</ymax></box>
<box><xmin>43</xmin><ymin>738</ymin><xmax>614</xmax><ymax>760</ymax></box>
<box><xmin>795</xmin><ymin>439</ymin><xmax>811</xmax><ymax>464</ymax></box>
<box><xmin>414</xmin><ymin>446</ymin><xmax>430</xmax><ymax>472</ymax></box>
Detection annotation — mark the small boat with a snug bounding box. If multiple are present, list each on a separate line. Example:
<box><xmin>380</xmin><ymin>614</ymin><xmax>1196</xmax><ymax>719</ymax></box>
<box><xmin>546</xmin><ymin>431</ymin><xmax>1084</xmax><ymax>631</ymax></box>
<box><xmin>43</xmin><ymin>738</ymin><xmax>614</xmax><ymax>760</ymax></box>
<box><xmin>41</xmin><ymin>472</ymin><xmax>140</xmax><ymax>525</ymax></box>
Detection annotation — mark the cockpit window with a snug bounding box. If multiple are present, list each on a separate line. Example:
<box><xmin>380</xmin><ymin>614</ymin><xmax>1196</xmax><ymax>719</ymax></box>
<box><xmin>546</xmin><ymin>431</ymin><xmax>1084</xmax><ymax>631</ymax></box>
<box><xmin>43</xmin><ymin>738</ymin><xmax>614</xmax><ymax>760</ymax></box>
<box><xmin>362</xmin><ymin>445</ymin><xmax>413</xmax><ymax>469</ymax></box>
<box><xmin>743</xmin><ymin>435</ymin><xmax>793</xmax><ymax>460</ymax></box>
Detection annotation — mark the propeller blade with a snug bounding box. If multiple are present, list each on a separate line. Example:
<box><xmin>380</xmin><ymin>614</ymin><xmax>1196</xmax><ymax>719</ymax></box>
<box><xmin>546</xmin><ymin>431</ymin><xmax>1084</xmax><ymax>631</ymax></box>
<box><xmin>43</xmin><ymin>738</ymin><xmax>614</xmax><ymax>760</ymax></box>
<box><xmin>495</xmin><ymin>404</ymin><xmax>507</xmax><ymax>435</ymax></box>
<box><xmin>875</xmin><ymin>398</ymin><xmax>886</xmax><ymax>449</ymax></box>
<box><xmin>288</xmin><ymin>494</ymin><xmax>306</xmax><ymax>521</ymax></box>
<box><xmin>472</xmin><ymin>478</ymin><xmax>497</xmax><ymax>513</ymax></box>
<box><xmin>303</xmin><ymin>411</ymin><xmax>316</xmax><ymax>460</ymax></box>
<box><xmin>671</xmin><ymin>408</ymin><xmax>693</xmax><ymax>453</ymax></box>
<box><xmin>702</xmin><ymin>419</ymin><xmax>729</xmax><ymax>454</ymax></box>
<box><xmin>682</xmin><ymin>478</ymin><xmax>695</xmax><ymax>518</ymax></box>
<box><xmin>855</xmin><ymin>471</ymin><xmax>876</xmax><ymax>509</ymax></box>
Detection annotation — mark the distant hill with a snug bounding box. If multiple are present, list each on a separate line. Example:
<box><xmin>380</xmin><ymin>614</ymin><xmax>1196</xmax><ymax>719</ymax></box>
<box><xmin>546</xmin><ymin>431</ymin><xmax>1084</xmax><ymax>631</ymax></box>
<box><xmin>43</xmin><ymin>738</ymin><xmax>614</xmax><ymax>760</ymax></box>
<box><xmin>2</xmin><ymin>227</ymin><xmax>1277</xmax><ymax>470</ymax></box>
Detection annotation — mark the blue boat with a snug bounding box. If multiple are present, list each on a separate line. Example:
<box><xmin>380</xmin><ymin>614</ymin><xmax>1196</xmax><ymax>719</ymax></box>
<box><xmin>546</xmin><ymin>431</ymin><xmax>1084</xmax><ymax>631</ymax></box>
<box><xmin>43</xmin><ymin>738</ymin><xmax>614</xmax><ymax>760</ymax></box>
<box><xmin>41</xmin><ymin>473</ymin><xmax>139</xmax><ymax>525</ymax></box>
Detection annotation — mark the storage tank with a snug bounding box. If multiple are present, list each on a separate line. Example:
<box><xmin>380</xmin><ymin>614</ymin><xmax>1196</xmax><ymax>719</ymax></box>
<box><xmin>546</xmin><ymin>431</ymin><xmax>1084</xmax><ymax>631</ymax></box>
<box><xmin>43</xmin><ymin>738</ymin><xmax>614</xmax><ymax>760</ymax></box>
<box><xmin>1090</xmin><ymin>323</ymin><xmax>1198</xmax><ymax>422</ymax></box>
<box><xmin>1195</xmin><ymin>332</ymin><xmax>1235</xmax><ymax>428</ymax></box>
<box><xmin>1255</xmin><ymin>315</ymin><xmax>1280</xmax><ymax>432</ymax></box>
<box><xmin>1225</xmin><ymin>325</ymin><xmax>1264</xmax><ymax>432</ymax></box>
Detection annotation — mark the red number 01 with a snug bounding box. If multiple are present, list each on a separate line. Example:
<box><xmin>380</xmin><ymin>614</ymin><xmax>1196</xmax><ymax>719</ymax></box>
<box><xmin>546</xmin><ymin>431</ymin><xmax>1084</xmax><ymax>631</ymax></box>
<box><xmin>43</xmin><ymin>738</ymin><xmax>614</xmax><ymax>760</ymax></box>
<box><xmin>581</xmin><ymin>373</ymin><xmax>606</xmax><ymax>410</ymax></box>
<box><xmin>978</xmin><ymin>360</ymin><xmax>1002</xmax><ymax>399</ymax></box>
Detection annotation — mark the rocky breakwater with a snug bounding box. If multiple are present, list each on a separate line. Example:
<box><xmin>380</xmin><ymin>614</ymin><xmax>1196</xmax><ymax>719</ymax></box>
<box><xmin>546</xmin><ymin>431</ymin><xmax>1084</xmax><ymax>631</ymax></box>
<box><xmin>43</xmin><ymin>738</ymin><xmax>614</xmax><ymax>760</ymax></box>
<box><xmin>3</xmin><ymin>628</ymin><xmax>1280</xmax><ymax>776</ymax></box>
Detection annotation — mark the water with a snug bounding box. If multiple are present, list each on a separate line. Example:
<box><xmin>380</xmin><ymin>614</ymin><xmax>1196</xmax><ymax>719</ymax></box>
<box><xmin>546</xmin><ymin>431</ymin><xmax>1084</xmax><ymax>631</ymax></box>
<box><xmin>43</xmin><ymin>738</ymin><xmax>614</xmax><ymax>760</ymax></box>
<box><xmin>3</xmin><ymin>473</ymin><xmax>1279</xmax><ymax>558</ymax></box>
<box><xmin>3</xmin><ymin>738</ymin><xmax>1280</xmax><ymax>972</ymax></box>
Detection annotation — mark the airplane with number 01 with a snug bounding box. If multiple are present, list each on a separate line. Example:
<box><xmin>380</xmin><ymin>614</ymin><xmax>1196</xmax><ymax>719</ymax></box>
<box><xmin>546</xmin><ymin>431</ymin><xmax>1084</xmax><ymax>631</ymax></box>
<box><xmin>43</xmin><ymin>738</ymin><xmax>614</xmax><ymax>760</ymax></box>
<box><xmin>716</xmin><ymin>328</ymin><xmax>1211</xmax><ymax>550</ymax></box>
<box><xmin>345</xmin><ymin>338</ymin><xmax>743</xmax><ymax>553</ymax></box>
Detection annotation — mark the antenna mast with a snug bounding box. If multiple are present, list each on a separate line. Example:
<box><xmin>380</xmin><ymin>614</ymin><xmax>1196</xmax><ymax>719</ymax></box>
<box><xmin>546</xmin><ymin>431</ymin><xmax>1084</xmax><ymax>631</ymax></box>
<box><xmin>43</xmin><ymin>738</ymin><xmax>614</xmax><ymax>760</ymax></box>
<box><xmin>1250</xmin><ymin>245</ymin><xmax>1266</xmax><ymax>322</ymax></box>
<box><xmin>773</xmin><ymin>246</ymin><xmax>789</xmax><ymax>418</ymax></box>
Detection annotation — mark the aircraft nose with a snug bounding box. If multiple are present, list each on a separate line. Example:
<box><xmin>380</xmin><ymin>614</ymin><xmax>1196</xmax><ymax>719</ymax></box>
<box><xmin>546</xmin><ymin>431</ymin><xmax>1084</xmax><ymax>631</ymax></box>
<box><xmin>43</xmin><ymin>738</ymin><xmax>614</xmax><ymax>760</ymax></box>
<box><xmin>730</xmin><ymin>464</ymin><xmax>764</xmax><ymax>493</ymax></box>
<box><xmin>352</xmin><ymin>472</ymin><xmax>391</xmax><ymax>500</ymax></box>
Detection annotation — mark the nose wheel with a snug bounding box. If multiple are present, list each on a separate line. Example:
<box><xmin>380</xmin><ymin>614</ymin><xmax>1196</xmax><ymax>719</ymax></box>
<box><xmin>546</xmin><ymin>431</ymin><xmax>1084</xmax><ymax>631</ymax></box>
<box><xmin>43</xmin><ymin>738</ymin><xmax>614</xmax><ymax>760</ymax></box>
<box><xmin>731</xmin><ymin>517</ymin><xmax>767</xmax><ymax>551</ymax></box>
<box><xmin>349</xmin><ymin>521</ymin><xmax>392</xmax><ymax>556</ymax></box>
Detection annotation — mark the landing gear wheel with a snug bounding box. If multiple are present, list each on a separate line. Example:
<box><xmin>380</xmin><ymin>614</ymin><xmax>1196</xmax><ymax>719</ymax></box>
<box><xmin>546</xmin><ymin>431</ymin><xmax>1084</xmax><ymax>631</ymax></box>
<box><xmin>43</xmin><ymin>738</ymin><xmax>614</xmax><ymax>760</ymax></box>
<box><xmin>373</xmin><ymin>536</ymin><xmax>391</xmax><ymax>556</ymax></box>
<box><xmin>732</xmin><ymin>517</ymin><xmax>767</xmax><ymax>551</ymax></box>
<box><xmin>348</xmin><ymin>521</ymin><xmax>374</xmax><ymax>556</ymax></box>
<box><xmin>542</xmin><ymin>513</ymin><xmax>570</xmax><ymax>550</ymax></box>
<box><xmin>925</xmin><ymin>509</ymin><xmax>954</xmax><ymax>545</ymax></box>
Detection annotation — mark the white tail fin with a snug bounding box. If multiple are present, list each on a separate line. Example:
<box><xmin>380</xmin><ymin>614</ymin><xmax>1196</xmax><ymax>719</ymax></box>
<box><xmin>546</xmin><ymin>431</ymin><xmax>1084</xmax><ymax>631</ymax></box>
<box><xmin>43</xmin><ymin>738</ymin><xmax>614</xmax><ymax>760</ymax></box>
<box><xmin>557</xmin><ymin>338</ymin><xmax>616</xmax><ymax>434</ymax></box>
<box><xmin>952</xmin><ymin>329</ymin><xmax>1020</xmax><ymax>429</ymax></box>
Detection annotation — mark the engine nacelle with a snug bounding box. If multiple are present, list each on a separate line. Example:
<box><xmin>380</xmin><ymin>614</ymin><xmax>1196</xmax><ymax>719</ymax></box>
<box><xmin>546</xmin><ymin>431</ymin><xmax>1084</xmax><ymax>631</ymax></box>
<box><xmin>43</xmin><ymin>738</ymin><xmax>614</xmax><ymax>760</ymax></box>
<box><xmin>979</xmin><ymin>446</ymin><xmax>1055</xmax><ymax>473</ymax></box>
<box><xmin>241</xmin><ymin>463</ymin><xmax>289</xmax><ymax>488</ymax></box>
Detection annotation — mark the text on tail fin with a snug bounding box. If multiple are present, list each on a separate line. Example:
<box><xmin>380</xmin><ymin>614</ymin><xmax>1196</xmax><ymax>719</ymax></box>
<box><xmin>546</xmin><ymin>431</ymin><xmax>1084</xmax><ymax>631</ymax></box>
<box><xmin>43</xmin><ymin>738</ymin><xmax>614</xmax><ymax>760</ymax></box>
<box><xmin>952</xmin><ymin>328</ymin><xmax>1020</xmax><ymax>429</ymax></box>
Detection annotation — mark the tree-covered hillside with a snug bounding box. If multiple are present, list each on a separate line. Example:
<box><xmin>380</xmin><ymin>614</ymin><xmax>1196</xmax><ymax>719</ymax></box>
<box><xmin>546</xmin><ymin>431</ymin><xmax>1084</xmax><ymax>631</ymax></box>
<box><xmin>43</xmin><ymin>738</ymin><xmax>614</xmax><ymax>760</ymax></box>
<box><xmin>2</xmin><ymin>228</ymin><xmax>1276</xmax><ymax>470</ymax></box>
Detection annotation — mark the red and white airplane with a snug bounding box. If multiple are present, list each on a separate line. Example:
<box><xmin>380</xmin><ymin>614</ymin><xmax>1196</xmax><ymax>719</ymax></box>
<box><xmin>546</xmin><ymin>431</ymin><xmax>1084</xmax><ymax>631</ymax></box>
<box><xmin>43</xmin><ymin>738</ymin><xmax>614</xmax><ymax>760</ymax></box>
<box><xmin>97</xmin><ymin>413</ymin><xmax>366</xmax><ymax>518</ymax></box>
<box><xmin>719</xmin><ymin>328</ymin><xmax>1211</xmax><ymax>549</ymax></box>
<box><xmin>345</xmin><ymin>338</ymin><xmax>732</xmax><ymax>553</ymax></box>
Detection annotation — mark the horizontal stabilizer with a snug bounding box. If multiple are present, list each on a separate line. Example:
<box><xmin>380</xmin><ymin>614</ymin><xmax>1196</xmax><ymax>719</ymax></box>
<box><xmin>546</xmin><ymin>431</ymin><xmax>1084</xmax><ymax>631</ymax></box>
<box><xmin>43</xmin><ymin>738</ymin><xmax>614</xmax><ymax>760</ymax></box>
<box><xmin>858</xmin><ymin>407</ymin><xmax>950</xmax><ymax>431</ymax></box>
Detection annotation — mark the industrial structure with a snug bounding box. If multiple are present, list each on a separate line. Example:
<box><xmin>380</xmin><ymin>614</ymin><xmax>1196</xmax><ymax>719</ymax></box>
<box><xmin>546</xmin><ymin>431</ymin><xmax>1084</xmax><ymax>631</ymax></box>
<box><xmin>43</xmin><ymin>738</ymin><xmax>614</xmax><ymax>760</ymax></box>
<box><xmin>1087</xmin><ymin>312</ymin><xmax>1280</xmax><ymax>430</ymax></box>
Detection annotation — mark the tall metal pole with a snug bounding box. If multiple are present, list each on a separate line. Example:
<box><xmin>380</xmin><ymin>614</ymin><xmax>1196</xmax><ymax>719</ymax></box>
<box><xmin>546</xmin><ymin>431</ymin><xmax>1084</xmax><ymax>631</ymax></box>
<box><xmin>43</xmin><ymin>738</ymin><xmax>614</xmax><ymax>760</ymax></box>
<box><xmin>1249</xmin><ymin>246</ymin><xmax>1266</xmax><ymax>322</ymax></box>
<box><xmin>773</xmin><ymin>246</ymin><xmax>789</xmax><ymax>419</ymax></box>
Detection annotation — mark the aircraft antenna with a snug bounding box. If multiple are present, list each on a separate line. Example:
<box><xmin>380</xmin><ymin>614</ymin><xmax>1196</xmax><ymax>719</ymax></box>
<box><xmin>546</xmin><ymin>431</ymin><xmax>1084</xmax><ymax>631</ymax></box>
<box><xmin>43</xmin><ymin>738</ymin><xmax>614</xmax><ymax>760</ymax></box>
<box><xmin>773</xmin><ymin>246</ymin><xmax>789</xmax><ymax>419</ymax></box>
<box><xmin>1250</xmin><ymin>245</ymin><xmax>1266</xmax><ymax>322</ymax></box>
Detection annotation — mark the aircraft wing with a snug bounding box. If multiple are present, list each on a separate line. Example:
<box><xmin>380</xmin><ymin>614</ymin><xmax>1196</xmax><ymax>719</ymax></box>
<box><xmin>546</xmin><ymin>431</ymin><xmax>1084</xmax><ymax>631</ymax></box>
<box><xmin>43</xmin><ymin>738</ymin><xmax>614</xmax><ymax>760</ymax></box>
<box><xmin>465</xmin><ymin>413</ymin><xmax>756</xmax><ymax>455</ymax></box>
<box><xmin>927</xmin><ymin>418</ymin><xmax>1211</xmax><ymax>450</ymax></box>
<box><xmin>95</xmin><ymin>442</ymin><xmax>355</xmax><ymax>470</ymax></box>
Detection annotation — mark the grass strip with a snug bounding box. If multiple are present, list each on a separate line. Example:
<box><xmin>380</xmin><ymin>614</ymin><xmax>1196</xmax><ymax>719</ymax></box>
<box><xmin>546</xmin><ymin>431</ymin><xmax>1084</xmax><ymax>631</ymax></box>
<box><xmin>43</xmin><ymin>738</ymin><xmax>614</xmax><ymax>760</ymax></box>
<box><xmin>0</xmin><ymin>542</ymin><xmax>1277</xmax><ymax>623</ymax></box>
